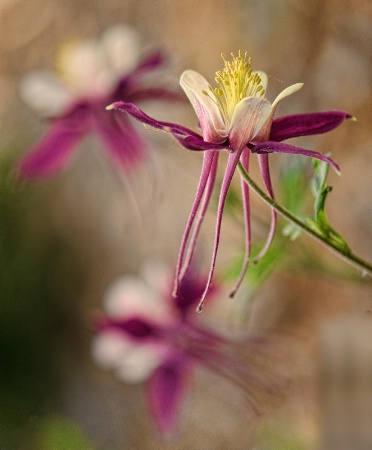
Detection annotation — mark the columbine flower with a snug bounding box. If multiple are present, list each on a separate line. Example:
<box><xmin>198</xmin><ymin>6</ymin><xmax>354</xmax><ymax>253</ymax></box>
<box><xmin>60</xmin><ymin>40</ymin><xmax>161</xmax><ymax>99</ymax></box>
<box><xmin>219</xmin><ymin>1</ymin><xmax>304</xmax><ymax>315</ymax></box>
<box><xmin>17</xmin><ymin>24</ymin><xmax>180</xmax><ymax>178</ymax></box>
<box><xmin>109</xmin><ymin>51</ymin><xmax>352</xmax><ymax>310</ymax></box>
<box><xmin>93</xmin><ymin>260</ymin><xmax>296</xmax><ymax>434</ymax></box>
<box><xmin>92</xmin><ymin>260</ymin><xmax>218</xmax><ymax>435</ymax></box>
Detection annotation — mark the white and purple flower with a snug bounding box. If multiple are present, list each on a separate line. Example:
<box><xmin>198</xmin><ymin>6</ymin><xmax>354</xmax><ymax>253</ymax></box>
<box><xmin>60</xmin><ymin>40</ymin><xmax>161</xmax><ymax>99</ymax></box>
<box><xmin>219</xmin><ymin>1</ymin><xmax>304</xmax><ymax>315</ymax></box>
<box><xmin>17</xmin><ymin>24</ymin><xmax>180</xmax><ymax>178</ymax></box>
<box><xmin>109</xmin><ymin>52</ymin><xmax>352</xmax><ymax>310</ymax></box>
<box><xmin>92</xmin><ymin>260</ymin><xmax>220</xmax><ymax>435</ymax></box>
<box><xmin>92</xmin><ymin>261</ymin><xmax>295</xmax><ymax>434</ymax></box>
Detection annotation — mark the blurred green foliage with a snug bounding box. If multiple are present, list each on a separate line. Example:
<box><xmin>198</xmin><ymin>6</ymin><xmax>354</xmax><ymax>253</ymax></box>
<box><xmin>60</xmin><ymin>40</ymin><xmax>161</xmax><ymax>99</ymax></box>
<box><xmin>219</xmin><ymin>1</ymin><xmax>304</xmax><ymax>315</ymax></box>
<box><xmin>0</xmin><ymin>154</ymin><xmax>84</xmax><ymax>449</ymax></box>
<box><xmin>225</xmin><ymin>237</ymin><xmax>286</xmax><ymax>292</ymax></box>
<box><xmin>35</xmin><ymin>415</ymin><xmax>95</xmax><ymax>450</ymax></box>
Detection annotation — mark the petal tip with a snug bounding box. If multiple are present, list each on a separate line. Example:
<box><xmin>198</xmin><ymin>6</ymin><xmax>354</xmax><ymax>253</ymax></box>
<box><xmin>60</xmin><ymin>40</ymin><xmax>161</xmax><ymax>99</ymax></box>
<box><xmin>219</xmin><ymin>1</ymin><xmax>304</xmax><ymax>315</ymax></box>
<box><xmin>106</xmin><ymin>103</ymin><xmax>115</xmax><ymax>110</ymax></box>
<box><xmin>290</xmin><ymin>82</ymin><xmax>304</xmax><ymax>91</ymax></box>
<box><xmin>291</xmin><ymin>82</ymin><xmax>304</xmax><ymax>94</ymax></box>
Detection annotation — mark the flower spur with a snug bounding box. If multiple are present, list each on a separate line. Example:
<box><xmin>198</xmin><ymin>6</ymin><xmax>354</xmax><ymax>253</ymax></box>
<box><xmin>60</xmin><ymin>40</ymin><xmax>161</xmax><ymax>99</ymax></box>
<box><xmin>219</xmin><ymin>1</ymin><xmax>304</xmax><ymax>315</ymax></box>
<box><xmin>109</xmin><ymin>51</ymin><xmax>352</xmax><ymax>311</ymax></box>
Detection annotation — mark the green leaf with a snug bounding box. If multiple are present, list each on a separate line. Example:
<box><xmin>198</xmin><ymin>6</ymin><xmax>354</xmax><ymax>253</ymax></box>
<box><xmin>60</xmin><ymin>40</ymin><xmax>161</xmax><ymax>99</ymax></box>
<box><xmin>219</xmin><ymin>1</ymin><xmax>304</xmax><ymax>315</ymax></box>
<box><xmin>308</xmin><ymin>158</ymin><xmax>351</xmax><ymax>254</ymax></box>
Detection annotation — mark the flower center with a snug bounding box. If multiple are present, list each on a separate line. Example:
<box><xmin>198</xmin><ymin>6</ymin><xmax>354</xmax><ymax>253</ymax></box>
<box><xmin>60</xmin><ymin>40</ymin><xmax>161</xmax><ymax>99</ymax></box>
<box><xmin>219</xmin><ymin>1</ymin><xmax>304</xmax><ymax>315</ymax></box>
<box><xmin>203</xmin><ymin>51</ymin><xmax>266</xmax><ymax>127</ymax></box>
<box><xmin>55</xmin><ymin>40</ymin><xmax>112</xmax><ymax>97</ymax></box>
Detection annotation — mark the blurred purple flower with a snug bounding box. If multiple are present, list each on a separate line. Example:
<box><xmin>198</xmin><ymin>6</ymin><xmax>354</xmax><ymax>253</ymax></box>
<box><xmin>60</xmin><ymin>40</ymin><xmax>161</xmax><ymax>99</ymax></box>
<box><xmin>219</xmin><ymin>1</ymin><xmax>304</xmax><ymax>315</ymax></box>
<box><xmin>17</xmin><ymin>25</ymin><xmax>180</xmax><ymax>178</ymax></box>
<box><xmin>109</xmin><ymin>51</ymin><xmax>352</xmax><ymax>310</ymax></box>
<box><xmin>92</xmin><ymin>260</ymin><xmax>219</xmax><ymax>435</ymax></box>
<box><xmin>93</xmin><ymin>260</ymin><xmax>297</xmax><ymax>435</ymax></box>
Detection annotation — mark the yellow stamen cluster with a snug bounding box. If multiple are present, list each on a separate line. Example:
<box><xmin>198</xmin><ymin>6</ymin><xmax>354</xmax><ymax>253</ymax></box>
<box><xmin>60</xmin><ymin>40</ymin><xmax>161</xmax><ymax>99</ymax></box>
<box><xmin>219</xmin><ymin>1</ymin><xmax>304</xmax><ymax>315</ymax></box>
<box><xmin>203</xmin><ymin>51</ymin><xmax>265</xmax><ymax>126</ymax></box>
<box><xmin>55</xmin><ymin>40</ymin><xmax>83</xmax><ymax>90</ymax></box>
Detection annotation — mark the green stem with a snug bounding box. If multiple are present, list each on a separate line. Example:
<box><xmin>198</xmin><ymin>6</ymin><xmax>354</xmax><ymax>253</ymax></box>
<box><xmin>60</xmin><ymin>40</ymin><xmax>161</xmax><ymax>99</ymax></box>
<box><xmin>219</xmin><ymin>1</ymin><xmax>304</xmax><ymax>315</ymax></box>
<box><xmin>237</xmin><ymin>161</ymin><xmax>372</xmax><ymax>277</ymax></box>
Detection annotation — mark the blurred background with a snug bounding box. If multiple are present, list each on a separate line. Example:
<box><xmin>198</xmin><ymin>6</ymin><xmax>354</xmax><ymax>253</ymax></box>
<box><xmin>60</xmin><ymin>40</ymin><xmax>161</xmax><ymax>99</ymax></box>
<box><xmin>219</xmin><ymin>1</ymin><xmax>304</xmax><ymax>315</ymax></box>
<box><xmin>1</xmin><ymin>0</ymin><xmax>372</xmax><ymax>449</ymax></box>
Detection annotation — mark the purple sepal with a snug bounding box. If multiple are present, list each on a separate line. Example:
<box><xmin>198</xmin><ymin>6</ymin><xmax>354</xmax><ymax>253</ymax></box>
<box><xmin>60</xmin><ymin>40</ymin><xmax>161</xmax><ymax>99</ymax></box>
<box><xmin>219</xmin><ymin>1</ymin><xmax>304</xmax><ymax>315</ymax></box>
<box><xmin>112</xmin><ymin>50</ymin><xmax>184</xmax><ymax>105</ymax></box>
<box><xmin>147</xmin><ymin>352</ymin><xmax>190</xmax><ymax>435</ymax></box>
<box><xmin>111</xmin><ymin>102</ymin><xmax>227</xmax><ymax>152</ymax></box>
<box><xmin>93</xmin><ymin>108</ymin><xmax>147</xmax><ymax>170</ymax></box>
<box><xmin>252</xmin><ymin>141</ymin><xmax>340</xmax><ymax>173</ymax></box>
<box><xmin>270</xmin><ymin>111</ymin><xmax>352</xmax><ymax>142</ymax></box>
<box><xmin>133</xmin><ymin>50</ymin><xmax>167</xmax><ymax>74</ymax></box>
<box><xmin>17</xmin><ymin>113</ymin><xmax>86</xmax><ymax>178</ymax></box>
<box><xmin>173</xmin><ymin>135</ymin><xmax>228</xmax><ymax>151</ymax></box>
<box><xmin>112</xmin><ymin>51</ymin><xmax>168</xmax><ymax>98</ymax></box>
<box><xmin>111</xmin><ymin>101</ymin><xmax>201</xmax><ymax>138</ymax></box>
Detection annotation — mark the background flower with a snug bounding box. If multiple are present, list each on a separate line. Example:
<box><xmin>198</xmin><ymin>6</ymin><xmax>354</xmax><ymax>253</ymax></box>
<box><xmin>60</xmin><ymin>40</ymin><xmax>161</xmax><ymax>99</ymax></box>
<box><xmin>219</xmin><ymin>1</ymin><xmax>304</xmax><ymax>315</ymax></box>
<box><xmin>92</xmin><ymin>260</ymin><xmax>218</xmax><ymax>435</ymax></box>
<box><xmin>92</xmin><ymin>259</ymin><xmax>296</xmax><ymax>436</ymax></box>
<box><xmin>17</xmin><ymin>24</ymin><xmax>180</xmax><ymax>178</ymax></box>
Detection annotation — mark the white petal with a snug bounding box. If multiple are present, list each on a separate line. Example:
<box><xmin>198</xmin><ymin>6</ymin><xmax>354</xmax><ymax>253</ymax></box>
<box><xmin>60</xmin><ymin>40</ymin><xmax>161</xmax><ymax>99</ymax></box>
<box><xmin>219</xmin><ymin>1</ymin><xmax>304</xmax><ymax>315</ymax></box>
<box><xmin>114</xmin><ymin>343</ymin><xmax>164</xmax><ymax>384</ymax></box>
<box><xmin>229</xmin><ymin>97</ymin><xmax>272</xmax><ymax>150</ymax></box>
<box><xmin>19</xmin><ymin>70</ymin><xmax>73</xmax><ymax>117</ymax></box>
<box><xmin>105</xmin><ymin>276</ymin><xmax>157</xmax><ymax>315</ymax></box>
<box><xmin>139</xmin><ymin>259</ymin><xmax>172</xmax><ymax>298</ymax></box>
<box><xmin>180</xmin><ymin>70</ymin><xmax>227</xmax><ymax>143</ymax></box>
<box><xmin>253</xmin><ymin>82</ymin><xmax>304</xmax><ymax>142</ymax></box>
<box><xmin>56</xmin><ymin>39</ymin><xmax>109</xmax><ymax>96</ymax></box>
<box><xmin>92</xmin><ymin>332</ymin><xmax>163</xmax><ymax>384</ymax></box>
<box><xmin>92</xmin><ymin>331</ymin><xmax>131</xmax><ymax>369</ymax></box>
<box><xmin>104</xmin><ymin>275</ymin><xmax>173</xmax><ymax>324</ymax></box>
<box><xmin>100</xmin><ymin>24</ymin><xmax>139</xmax><ymax>77</ymax></box>
<box><xmin>271</xmin><ymin>82</ymin><xmax>304</xmax><ymax>109</ymax></box>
